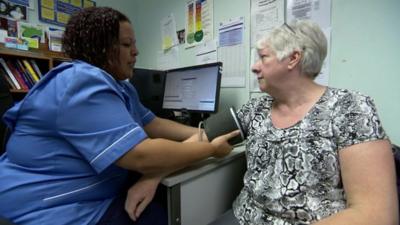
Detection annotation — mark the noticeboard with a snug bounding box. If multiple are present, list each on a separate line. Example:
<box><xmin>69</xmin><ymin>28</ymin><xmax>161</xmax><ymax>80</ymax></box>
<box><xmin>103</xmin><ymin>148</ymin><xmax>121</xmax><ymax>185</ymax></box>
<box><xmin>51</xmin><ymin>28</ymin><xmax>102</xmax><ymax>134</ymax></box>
<box><xmin>38</xmin><ymin>0</ymin><xmax>95</xmax><ymax>26</ymax></box>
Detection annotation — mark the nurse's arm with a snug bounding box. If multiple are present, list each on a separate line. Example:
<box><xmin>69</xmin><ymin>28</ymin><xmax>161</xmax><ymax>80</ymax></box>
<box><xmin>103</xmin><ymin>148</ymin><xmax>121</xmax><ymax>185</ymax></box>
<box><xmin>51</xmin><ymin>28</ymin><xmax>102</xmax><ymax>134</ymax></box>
<box><xmin>144</xmin><ymin>116</ymin><xmax>203</xmax><ymax>141</ymax></box>
<box><xmin>115</xmin><ymin>130</ymin><xmax>239</xmax><ymax>175</ymax></box>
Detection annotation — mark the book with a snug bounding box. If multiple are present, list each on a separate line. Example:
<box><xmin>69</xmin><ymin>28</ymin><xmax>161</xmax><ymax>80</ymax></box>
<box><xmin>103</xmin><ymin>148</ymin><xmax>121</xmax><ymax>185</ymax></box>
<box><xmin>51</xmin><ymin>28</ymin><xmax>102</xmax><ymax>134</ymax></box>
<box><xmin>47</xmin><ymin>27</ymin><xmax>64</xmax><ymax>52</ymax></box>
<box><xmin>29</xmin><ymin>59</ymin><xmax>43</xmax><ymax>78</ymax></box>
<box><xmin>18</xmin><ymin>21</ymin><xmax>45</xmax><ymax>44</ymax></box>
<box><xmin>0</xmin><ymin>66</ymin><xmax>16</xmax><ymax>89</ymax></box>
<box><xmin>15</xmin><ymin>60</ymin><xmax>34</xmax><ymax>88</ymax></box>
<box><xmin>0</xmin><ymin>58</ymin><xmax>21</xmax><ymax>90</ymax></box>
<box><xmin>22</xmin><ymin>59</ymin><xmax>40</xmax><ymax>82</ymax></box>
<box><xmin>6</xmin><ymin>60</ymin><xmax>29</xmax><ymax>90</ymax></box>
<box><xmin>6</xmin><ymin>19</ymin><xmax>17</xmax><ymax>38</ymax></box>
<box><xmin>0</xmin><ymin>18</ymin><xmax>8</xmax><ymax>31</ymax></box>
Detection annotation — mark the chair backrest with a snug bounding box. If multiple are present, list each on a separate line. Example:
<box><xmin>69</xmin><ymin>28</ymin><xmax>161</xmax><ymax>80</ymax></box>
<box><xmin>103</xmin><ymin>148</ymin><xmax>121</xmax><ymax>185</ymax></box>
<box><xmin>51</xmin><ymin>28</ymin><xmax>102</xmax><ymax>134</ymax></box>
<box><xmin>393</xmin><ymin>144</ymin><xmax>400</xmax><ymax>212</ymax></box>
<box><xmin>0</xmin><ymin>74</ymin><xmax>14</xmax><ymax>155</ymax></box>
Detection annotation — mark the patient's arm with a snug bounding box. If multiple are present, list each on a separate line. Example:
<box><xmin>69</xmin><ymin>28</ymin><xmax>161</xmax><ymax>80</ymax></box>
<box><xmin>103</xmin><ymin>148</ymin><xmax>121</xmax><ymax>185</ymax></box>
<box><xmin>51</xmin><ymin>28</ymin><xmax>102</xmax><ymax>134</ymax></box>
<box><xmin>314</xmin><ymin>140</ymin><xmax>398</xmax><ymax>225</ymax></box>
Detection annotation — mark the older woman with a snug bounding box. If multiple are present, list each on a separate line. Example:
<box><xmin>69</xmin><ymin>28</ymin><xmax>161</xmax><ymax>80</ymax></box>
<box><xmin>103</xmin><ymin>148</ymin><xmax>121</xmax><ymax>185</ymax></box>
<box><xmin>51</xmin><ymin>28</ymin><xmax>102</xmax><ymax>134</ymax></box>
<box><xmin>232</xmin><ymin>20</ymin><xmax>398</xmax><ymax>224</ymax></box>
<box><xmin>0</xmin><ymin>7</ymin><xmax>238</xmax><ymax>225</ymax></box>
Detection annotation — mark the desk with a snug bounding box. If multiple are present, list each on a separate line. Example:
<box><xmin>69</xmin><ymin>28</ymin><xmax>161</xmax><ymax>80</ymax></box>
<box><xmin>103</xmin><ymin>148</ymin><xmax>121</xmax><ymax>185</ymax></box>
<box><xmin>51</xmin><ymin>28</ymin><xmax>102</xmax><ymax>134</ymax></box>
<box><xmin>161</xmin><ymin>145</ymin><xmax>246</xmax><ymax>225</ymax></box>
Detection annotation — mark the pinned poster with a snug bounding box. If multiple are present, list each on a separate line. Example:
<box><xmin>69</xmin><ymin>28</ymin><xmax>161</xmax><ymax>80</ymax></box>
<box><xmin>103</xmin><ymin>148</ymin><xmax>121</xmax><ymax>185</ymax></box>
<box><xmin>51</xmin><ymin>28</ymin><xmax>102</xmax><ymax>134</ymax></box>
<box><xmin>250</xmin><ymin>0</ymin><xmax>284</xmax><ymax>47</ymax></box>
<box><xmin>286</xmin><ymin>0</ymin><xmax>332</xmax><ymax>86</ymax></box>
<box><xmin>185</xmin><ymin>0</ymin><xmax>213</xmax><ymax>48</ymax></box>
<box><xmin>0</xmin><ymin>1</ymin><xmax>28</xmax><ymax>21</ymax></box>
<box><xmin>17</xmin><ymin>21</ymin><xmax>45</xmax><ymax>44</ymax></box>
<box><xmin>217</xmin><ymin>17</ymin><xmax>246</xmax><ymax>87</ymax></box>
<box><xmin>38</xmin><ymin>0</ymin><xmax>96</xmax><ymax>27</ymax></box>
<box><xmin>161</xmin><ymin>14</ymin><xmax>179</xmax><ymax>50</ymax></box>
<box><xmin>195</xmin><ymin>39</ymin><xmax>217</xmax><ymax>65</ymax></box>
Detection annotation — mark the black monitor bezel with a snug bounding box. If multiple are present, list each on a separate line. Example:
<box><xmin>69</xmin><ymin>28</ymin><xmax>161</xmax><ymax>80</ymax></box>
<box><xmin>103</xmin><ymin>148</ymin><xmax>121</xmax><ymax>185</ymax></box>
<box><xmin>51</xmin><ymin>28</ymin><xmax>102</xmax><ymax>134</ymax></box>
<box><xmin>130</xmin><ymin>68</ymin><xmax>172</xmax><ymax>118</ymax></box>
<box><xmin>162</xmin><ymin>62</ymin><xmax>222</xmax><ymax>113</ymax></box>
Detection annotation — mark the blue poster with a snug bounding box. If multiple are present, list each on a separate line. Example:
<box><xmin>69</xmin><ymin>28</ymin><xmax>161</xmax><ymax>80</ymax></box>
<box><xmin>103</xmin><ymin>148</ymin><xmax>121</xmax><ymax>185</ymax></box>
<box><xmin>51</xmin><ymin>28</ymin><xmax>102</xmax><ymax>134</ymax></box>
<box><xmin>38</xmin><ymin>0</ymin><xmax>96</xmax><ymax>27</ymax></box>
<box><xmin>8</xmin><ymin>0</ymin><xmax>29</xmax><ymax>7</ymax></box>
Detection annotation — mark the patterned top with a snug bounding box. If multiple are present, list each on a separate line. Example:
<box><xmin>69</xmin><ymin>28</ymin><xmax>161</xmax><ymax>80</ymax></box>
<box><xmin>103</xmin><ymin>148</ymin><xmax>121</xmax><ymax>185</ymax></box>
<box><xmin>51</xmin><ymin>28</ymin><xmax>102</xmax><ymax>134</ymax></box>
<box><xmin>232</xmin><ymin>87</ymin><xmax>388</xmax><ymax>225</ymax></box>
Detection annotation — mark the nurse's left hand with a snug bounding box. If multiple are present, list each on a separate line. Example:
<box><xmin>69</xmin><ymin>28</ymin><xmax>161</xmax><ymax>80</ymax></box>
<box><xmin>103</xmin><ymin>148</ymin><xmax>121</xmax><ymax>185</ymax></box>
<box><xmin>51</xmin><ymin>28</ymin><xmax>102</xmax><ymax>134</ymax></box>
<box><xmin>124</xmin><ymin>175</ymin><xmax>162</xmax><ymax>221</ymax></box>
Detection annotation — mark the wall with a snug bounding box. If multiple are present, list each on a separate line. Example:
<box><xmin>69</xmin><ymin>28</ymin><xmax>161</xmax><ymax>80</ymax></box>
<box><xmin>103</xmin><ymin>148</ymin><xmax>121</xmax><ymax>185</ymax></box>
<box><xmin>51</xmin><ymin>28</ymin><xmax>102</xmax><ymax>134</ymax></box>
<box><xmin>97</xmin><ymin>0</ymin><xmax>400</xmax><ymax>144</ymax></box>
<box><xmin>96</xmin><ymin>0</ymin><xmax>251</xmax><ymax>112</ymax></box>
<box><xmin>329</xmin><ymin>0</ymin><xmax>400</xmax><ymax>144</ymax></box>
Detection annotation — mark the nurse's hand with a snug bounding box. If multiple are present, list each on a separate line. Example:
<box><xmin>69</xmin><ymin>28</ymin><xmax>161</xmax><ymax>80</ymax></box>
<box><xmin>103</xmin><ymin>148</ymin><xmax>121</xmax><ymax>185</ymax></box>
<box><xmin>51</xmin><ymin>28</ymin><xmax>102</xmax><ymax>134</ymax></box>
<box><xmin>124</xmin><ymin>175</ymin><xmax>161</xmax><ymax>221</ymax></box>
<box><xmin>183</xmin><ymin>133</ymin><xmax>201</xmax><ymax>142</ymax></box>
<box><xmin>183</xmin><ymin>129</ymin><xmax>208</xmax><ymax>143</ymax></box>
<box><xmin>211</xmin><ymin>130</ymin><xmax>240</xmax><ymax>158</ymax></box>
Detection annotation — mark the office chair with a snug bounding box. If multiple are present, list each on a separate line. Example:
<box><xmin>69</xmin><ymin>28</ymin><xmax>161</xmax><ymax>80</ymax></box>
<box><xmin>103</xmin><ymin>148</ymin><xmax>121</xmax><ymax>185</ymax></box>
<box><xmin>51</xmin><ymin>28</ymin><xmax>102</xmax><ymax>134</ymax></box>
<box><xmin>0</xmin><ymin>217</ymin><xmax>17</xmax><ymax>225</ymax></box>
<box><xmin>393</xmin><ymin>144</ymin><xmax>400</xmax><ymax>211</ymax></box>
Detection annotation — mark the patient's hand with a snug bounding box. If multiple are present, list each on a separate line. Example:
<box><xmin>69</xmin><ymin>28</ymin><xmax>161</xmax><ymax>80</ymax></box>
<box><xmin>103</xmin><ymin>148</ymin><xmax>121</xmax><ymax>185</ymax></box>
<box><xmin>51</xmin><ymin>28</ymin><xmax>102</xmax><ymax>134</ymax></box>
<box><xmin>124</xmin><ymin>175</ymin><xmax>161</xmax><ymax>221</ymax></box>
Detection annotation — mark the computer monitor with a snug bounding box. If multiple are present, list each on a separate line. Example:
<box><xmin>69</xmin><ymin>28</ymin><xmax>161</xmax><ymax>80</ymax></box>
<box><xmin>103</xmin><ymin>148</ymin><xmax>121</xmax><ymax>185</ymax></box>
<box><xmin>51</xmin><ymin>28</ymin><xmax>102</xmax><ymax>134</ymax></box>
<box><xmin>162</xmin><ymin>62</ymin><xmax>222</xmax><ymax>113</ymax></box>
<box><xmin>130</xmin><ymin>68</ymin><xmax>172</xmax><ymax>119</ymax></box>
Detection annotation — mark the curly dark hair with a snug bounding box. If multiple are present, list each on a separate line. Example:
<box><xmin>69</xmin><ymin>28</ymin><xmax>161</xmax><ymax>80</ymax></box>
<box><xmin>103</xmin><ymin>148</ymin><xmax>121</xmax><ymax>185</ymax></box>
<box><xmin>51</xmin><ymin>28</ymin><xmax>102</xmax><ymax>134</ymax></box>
<box><xmin>62</xmin><ymin>7</ymin><xmax>130</xmax><ymax>69</ymax></box>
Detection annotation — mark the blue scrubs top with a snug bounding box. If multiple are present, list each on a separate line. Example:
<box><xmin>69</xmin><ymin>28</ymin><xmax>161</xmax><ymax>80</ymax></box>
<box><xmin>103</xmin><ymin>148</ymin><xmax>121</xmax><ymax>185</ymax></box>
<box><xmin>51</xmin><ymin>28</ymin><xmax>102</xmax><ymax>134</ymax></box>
<box><xmin>0</xmin><ymin>60</ymin><xmax>155</xmax><ymax>225</ymax></box>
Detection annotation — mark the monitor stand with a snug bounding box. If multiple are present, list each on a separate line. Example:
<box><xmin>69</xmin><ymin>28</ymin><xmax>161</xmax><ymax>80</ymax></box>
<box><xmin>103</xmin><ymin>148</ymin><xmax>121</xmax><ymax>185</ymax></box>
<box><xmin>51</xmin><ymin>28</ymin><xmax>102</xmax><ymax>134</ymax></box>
<box><xmin>189</xmin><ymin>112</ymin><xmax>210</xmax><ymax>127</ymax></box>
<box><xmin>172</xmin><ymin>110</ymin><xmax>210</xmax><ymax>127</ymax></box>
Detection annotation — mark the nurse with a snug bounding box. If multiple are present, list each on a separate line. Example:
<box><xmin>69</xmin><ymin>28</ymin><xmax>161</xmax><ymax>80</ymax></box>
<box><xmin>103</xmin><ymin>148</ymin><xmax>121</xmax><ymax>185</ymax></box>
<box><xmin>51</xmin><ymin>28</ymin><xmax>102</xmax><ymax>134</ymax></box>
<box><xmin>0</xmin><ymin>6</ymin><xmax>238</xmax><ymax>225</ymax></box>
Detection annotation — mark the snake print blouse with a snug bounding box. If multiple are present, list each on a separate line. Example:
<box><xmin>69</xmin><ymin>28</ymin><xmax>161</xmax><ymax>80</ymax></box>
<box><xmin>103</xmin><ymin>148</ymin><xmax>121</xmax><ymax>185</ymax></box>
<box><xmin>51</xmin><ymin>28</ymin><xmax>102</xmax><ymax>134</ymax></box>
<box><xmin>232</xmin><ymin>87</ymin><xmax>388</xmax><ymax>225</ymax></box>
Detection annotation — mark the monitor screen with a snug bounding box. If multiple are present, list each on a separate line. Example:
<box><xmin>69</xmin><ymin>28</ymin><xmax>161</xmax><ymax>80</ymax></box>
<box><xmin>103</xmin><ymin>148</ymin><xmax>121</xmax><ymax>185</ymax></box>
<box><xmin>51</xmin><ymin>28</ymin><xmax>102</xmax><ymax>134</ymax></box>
<box><xmin>130</xmin><ymin>68</ymin><xmax>172</xmax><ymax>118</ymax></box>
<box><xmin>162</xmin><ymin>62</ymin><xmax>222</xmax><ymax>113</ymax></box>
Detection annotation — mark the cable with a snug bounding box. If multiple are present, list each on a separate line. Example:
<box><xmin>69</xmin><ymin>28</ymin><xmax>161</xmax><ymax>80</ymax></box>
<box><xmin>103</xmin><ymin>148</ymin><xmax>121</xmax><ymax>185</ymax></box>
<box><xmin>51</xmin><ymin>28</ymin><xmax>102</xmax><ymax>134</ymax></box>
<box><xmin>198</xmin><ymin>121</ymin><xmax>204</xmax><ymax>141</ymax></box>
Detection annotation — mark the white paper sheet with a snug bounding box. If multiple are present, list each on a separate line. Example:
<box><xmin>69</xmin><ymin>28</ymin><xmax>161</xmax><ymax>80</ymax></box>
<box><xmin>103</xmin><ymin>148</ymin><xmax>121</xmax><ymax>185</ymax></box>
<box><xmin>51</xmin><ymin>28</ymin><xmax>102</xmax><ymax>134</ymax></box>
<box><xmin>196</xmin><ymin>39</ymin><xmax>217</xmax><ymax>65</ymax></box>
<box><xmin>161</xmin><ymin>14</ymin><xmax>179</xmax><ymax>50</ymax></box>
<box><xmin>217</xmin><ymin>17</ymin><xmax>246</xmax><ymax>87</ymax></box>
<box><xmin>250</xmin><ymin>0</ymin><xmax>284</xmax><ymax>47</ymax></box>
<box><xmin>218</xmin><ymin>45</ymin><xmax>246</xmax><ymax>87</ymax></box>
<box><xmin>157</xmin><ymin>46</ymin><xmax>180</xmax><ymax>70</ymax></box>
<box><xmin>287</xmin><ymin>0</ymin><xmax>332</xmax><ymax>85</ymax></box>
<box><xmin>286</xmin><ymin>0</ymin><xmax>331</xmax><ymax>28</ymax></box>
<box><xmin>218</xmin><ymin>17</ymin><xmax>244</xmax><ymax>47</ymax></box>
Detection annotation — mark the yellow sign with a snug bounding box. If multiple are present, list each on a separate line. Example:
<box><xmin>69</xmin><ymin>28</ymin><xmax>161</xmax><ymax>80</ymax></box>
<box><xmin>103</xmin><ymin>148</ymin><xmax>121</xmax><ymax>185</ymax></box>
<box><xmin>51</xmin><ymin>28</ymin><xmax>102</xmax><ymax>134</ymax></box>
<box><xmin>41</xmin><ymin>7</ymin><xmax>55</xmax><ymax>20</ymax></box>
<box><xmin>41</xmin><ymin>0</ymin><xmax>55</xmax><ymax>8</ymax></box>
<box><xmin>70</xmin><ymin>0</ymin><xmax>82</xmax><ymax>7</ymax></box>
<box><xmin>83</xmin><ymin>0</ymin><xmax>95</xmax><ymax>8</ymax></box>
<box><xmin>57</xmin><ymin>12</ymin><xmax>70</xmax><ymax>24</ymax></box>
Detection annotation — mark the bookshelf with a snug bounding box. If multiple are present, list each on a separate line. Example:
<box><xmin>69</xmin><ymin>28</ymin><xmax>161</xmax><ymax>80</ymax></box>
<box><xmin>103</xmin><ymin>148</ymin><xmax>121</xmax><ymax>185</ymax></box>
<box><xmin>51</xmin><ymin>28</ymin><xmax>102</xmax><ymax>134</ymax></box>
<box><xmin>0</xmin><ymin>43</ymin><xmax>69</xmax><ymax>100</ymax></box>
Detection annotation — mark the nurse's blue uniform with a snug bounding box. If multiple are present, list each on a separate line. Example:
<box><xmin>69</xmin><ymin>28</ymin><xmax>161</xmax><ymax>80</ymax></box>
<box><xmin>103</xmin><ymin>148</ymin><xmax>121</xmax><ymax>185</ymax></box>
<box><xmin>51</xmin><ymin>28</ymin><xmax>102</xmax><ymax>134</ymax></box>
<box><xmin>0</xmin><ymin>60</ymin><xmax>155</xmax><ymax>225</ymax></box>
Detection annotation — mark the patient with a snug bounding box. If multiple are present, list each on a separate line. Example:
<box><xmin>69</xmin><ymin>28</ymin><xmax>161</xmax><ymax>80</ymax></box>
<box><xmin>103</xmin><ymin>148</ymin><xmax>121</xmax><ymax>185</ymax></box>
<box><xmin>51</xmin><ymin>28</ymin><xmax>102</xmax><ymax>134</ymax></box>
<box><xmin>217</xmin><ymin>20</ymin><xmax>398</xmax><ymax>225</ymax></box>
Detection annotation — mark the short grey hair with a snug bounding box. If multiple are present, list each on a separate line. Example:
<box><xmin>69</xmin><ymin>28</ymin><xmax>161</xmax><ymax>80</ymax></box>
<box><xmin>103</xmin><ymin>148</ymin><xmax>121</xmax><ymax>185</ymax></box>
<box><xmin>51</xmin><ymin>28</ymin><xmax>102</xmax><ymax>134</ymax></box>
<box><xmin>256</xmin><ymin>20</ymin><xmax>327</xmax><ymax>78</ymax></box>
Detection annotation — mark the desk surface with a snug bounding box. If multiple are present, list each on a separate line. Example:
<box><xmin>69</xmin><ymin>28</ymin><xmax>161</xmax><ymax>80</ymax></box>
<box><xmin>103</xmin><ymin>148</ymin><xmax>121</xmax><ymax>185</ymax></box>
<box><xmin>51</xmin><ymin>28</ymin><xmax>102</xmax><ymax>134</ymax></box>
<box><xmin>161</xmin><ymin>145</ymin><xmax>245</xmax><ymax>187</ymax></box>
